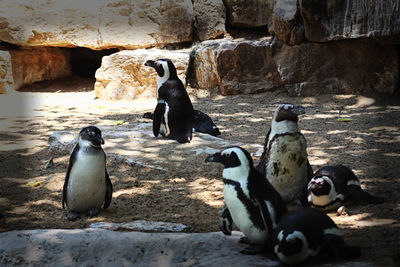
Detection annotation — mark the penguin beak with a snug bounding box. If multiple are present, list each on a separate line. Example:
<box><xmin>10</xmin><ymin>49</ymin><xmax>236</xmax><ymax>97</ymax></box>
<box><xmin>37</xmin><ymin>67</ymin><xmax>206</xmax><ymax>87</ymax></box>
<box><xmin>96</xmin><ymin>136</ymin><xmax>105</xmax><ymax>146</ymax></box>
<box><xmin>292</xmin><ymin>105</ymin><xmax>305</xmax><ymax>115</ymax></box>
<box><xmin>205</xmin><ymin>153</ymin><xmax>221</xmax><ymax>163</ymax></box>
<box><xmin>144</xmin><ymin>60</ymin><xmax>155</xmax><ymax>68</ymax></box>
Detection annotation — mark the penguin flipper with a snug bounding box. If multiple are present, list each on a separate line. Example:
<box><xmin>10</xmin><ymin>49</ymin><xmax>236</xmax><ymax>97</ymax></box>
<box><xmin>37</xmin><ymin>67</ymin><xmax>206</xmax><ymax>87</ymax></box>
<box><xmin>218</xmin><ymin>203</ymin><xmax>233</xmax><ymax>235</ymax></box>
<box><xmin>153</xmin><ymin>102</ymin><xmax>166</xmax><ymax>137</ymax></box>
<box><xmin>347</xmin><ymin>184</ymin><xmax>384</xmax><ymax>204</ymax></box>
<box><xmin>103</xmin><ymin>170</ymin><xmax>113</xmax><ymax>209</ymax></box>
<box><xmin>63</xmin><ymin>145</ymin><xmax>79</xmax><ymax>209</ymax></box>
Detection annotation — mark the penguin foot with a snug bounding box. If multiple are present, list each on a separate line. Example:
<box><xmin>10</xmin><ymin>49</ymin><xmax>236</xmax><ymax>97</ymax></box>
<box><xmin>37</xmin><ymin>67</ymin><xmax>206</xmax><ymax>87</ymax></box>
<box><xmin>238</xmin><ymin>237</ymin><xmax>252</xmax><ymax>244</ymax></box>
<box><xmin>67</xmin><ymin>211</ymin><xmax>79</xmax><ymax>221</ymax></box>
<box><xmin>87</xmin><ymin>207</ymin><xmax>100</xmax><ymax>217</ymax></box>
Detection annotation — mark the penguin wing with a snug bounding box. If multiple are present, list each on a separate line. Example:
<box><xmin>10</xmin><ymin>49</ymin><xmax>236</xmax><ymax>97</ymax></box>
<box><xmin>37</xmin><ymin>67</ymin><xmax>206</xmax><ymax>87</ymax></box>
<box><xmin>255</xmin><ymin>128</ymin><xmax>271</xmax><ymax>175</ymax></box>
<box><xmin>103</xmin><ymin>169</ymin><xmax>113</xmax><ymax>209</ymax></box>
<box><xmin>62</xmin><ymin>145</ymin><xmax>79</xmax><ymax>209</ymax></box>
<box><xmin>218</xmin><ymin>203</ymin><xmax>233</xmax><ymax>235</ymax></box>
<box><xmin>153</xmin><ymin>101</ymin><xmax>166</xmax><ymax>137</ymax></box>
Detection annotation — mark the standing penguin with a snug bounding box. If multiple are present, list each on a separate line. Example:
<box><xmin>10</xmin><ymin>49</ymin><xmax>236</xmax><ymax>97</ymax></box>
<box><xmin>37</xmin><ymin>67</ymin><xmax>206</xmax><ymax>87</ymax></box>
<box><xmin>62</xmin><ymin>126</ymin><xmax>113</xmax><ymax>221</ymax></box>
<box><xmin>307</xmin><ymin>164</ymin><xmax>384</xmax><ymax>211</ymax></box>
<box><xmin>205</xmin><ymin>146</ymin><xmax>287</xmax><ymax>254</ymax></box>
<box><xmin>256</xmin><ymin>104</ymin><xmax>313</xmax><ymax>204</ymax></box>
<box><xmin>144</xmin><ymin>59</ymin><xmax>194</xmax><ymax>143</ymax></box>
<box><xmin>273</xmin><ymin>208</ymin><xmax>361</xmax><ymax>265</ymax></box>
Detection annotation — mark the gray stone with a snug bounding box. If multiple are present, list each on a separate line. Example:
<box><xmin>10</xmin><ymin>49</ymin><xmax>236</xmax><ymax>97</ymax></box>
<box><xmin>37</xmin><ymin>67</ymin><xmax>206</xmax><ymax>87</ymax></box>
<box><xmin>193</xmin><ymin>0</ymin><xmax>226</xmax><ymax>41</ymax></box>
<box><xmin>274</xmin><ymin>38</ymin><xmax>398</xmax><ymax>96</ymax></box>
<box><xmin>190</xmin><ymin>38</ymin><xmax>282</xmax><ymax>95</ymax></box>
<box><xmin>48</xmin><ymin>123</ymin><xmax>263</xmax><ymax>171</ymax></box>
<box><xmin>224</xmin><ymin>0</ymin><xmax>275</xmax><ymax>27</ymax></box>
<box><xmin>0</xmin><ymin>229</ymin><xmax>282</xmax><ymax>266</ymax></box>
<box><xmin>269</xmin><ymin>0</ymin><xmax>301</xmax><ymax>44</ymax></box>
<box><xmin>300</xmin><ymin>0</ymin><xmax>400</xmax><ymax>43</ymax></box>
<box><xmin>90</xmin><ymin>220</ymin><xmax>188</xmax><ymax>232</ymax></box>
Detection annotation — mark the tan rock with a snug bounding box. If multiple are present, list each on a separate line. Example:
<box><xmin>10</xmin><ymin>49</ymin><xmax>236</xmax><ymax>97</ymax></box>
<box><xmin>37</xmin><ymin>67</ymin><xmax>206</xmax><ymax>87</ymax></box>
<box><xmin>0</xmin><ymin>51</ymin><xmax>13</xmax><ymax>94</ymax></box>
<box><xmin>190</xmin><ymin>38</ymin><xmax>282</xmax><ymax>95</ymax></box>
<box><xmin>0</xmin><ymin>0</ymin><xmax>193</xmax><ymax>50</ymax></box>
<box><xmin>94</xmin><ymin>49</ymin><xmax>190</xmax><ymax>100</ymax></box>
<box><xmin>9</xmin><ymin>47</ymin><xmax>71</xmax><ymax>90</ymax></box>
<box><xmin>193</xmin><ymin>0</ymin><xmax>226</xmax><ymax>41</ymax></box>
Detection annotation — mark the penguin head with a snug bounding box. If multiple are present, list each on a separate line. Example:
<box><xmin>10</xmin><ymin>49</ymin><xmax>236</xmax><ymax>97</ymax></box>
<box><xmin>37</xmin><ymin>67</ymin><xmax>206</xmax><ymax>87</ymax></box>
<box><xmin>205</xmin><ymin>146</ymin><xmax>253</xmax><ymax>181</ymax></box>
<box><xmin>274</xmin><ymin>104</ymin><xmax>305</xmax><ymax>122</ymax></box>
<box><xmin>144</xmin><ymin>58</ymin><xmax>177</xmax><ymax>80</ymax></box>
<box><xmin>274</xmin><ymin>230</ymin><xmax>308</xmax><ymax>265</ymax></box>
<box><xmin>78</xmin><ymin>126</ymin><xmax>104</xmax><ymax>148</ymax></box>
<box><xmin>308</xmin><ymin>176</ymin><xmax>332</xmax><ymax>196</ymax></box>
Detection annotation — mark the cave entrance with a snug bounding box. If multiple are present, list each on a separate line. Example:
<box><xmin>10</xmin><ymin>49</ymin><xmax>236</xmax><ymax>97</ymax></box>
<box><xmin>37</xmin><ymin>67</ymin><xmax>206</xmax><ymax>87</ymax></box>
<box><xmin>19</xmin><ymin>47</ymin><xmax>119</xmax><ymax>92</ymax></box>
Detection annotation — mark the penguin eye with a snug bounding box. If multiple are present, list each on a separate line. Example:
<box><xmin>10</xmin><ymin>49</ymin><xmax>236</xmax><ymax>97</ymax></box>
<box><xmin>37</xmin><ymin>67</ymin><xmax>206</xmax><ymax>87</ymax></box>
<box><xmin>88</xmin><ymin>131</ymin><xmax>96</xmax><ymax>137</ymax></box>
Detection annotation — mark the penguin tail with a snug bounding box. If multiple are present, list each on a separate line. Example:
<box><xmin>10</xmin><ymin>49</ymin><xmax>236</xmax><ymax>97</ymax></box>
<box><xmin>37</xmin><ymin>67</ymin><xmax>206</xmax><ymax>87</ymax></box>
<box><xmin>347</xmin><ymin>184</ymin><xmax>384</xmax><ymax>204</ymax></box>
<box><xmin>323</xmin><ymin>234</ymin><xmax>361</xmax><ymax>260</ymax></box>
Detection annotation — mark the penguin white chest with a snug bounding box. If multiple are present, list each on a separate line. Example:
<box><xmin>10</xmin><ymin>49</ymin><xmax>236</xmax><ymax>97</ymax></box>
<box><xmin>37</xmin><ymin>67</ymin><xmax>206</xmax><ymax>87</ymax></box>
<box><xmin>67</xmin><ymin>151</ymin><xmax>106</xmax><ymax>213</ymax></box>
<box><xmin>223</xmin><ymin>183</ymin><xmax>267</xmax><ymax>244</ymax></box>
<box><xmin>266</xmin><ymin>134</ymin><xmax>309</xmax><ymax>202</ymax></box>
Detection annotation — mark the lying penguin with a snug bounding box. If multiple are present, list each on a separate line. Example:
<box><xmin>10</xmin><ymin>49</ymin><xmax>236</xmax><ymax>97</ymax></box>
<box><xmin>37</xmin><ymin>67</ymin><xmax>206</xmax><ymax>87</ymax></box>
<box><xmin>144</xmin><ymin>59</ymin><xmax>194</xmax><ymax>143</ymax></box>
<box><xmin>307</xmin><ymin>164</ymin><xmax>384</xmax><ymax>212</ymax></box>
<box><xmin>143</xmin><ymin>109</ymin><xmax>221</xmax><ymax>137</ymax></box>
<box><xmin>205</xmin><ymin>146</ymin><xmax>287</xmax><ymax>254</ymax></box>
<box><xmin>273</xmin><ymin>208</ymin><xmax>361</xmax><ymax>265</ymax></box>
<box><xmin>256</xmin><ymin>104</ymin><xmax>313</xmax><ymax>204</ymax></box>
<box><xmin>62</xmin><ymin>126</ymin><xmax>113</xmax><ymax>221</ymax></box>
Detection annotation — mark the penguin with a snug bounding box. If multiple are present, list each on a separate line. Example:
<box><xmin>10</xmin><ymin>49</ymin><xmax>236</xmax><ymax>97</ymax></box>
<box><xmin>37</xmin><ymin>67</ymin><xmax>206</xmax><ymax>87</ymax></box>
<box><xmin>205</xmin><ymin>146</ymin><xmax>287</xmax><ymax>254</ymax></box>
<box><xmin>307</xmin><ymin>164</ymin><xmax>384</xmax><ymax>211</ymax></box>
<box><xmin>62</xmin><ymin>126</ymin><xmax>113</xmax><ymax>221</ymax></box>
<box><xmin>143</xmin><ymin>109</ymin><xmax>221</xmax><ymax>137</ymax></box>
<box><xmin>273</xmin><ymin>208</ymin><xmax>361</xmax><ymax>265</ymax></box>
<box><xmin>256</xmin><ymin>104</ymin><xmax>313</xmax><ymax>204</ymax></box>
<box><xmin>144</xmin><ymin>59</ymin><xmax>194</xmax><ymax>143</ymax></box>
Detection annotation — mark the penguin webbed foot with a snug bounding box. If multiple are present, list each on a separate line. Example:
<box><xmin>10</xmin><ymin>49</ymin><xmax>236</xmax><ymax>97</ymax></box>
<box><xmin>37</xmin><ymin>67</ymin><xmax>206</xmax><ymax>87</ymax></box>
<box><xmin>240</xmin><ymin>243</ymin><xmax>271</xmax><ymax>255</ymax></box>
<box><xmin>238</xmin><ymin>236</ymin><xmax>252</xmax><ymax>244</ymax></box>
<box><xmin>87</xmin><ymin>207</ymin><xmax>100</xmax><ymax>218</ymax></box>
<box><xmin>67</xmin><ymin>211</ymin><xmax>79</xmax><ymax>221</ymax></box>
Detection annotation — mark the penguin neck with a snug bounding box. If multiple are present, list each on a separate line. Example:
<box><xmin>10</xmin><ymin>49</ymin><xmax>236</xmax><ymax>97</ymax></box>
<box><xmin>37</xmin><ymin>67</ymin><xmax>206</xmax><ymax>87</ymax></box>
<box><xmin>271</xmin><ymin>120</ymin><xmax>300</xmax><ymax>136</ymax></box>
<box><xmin>78</xmin><ymin>138</ymin><xmax>103</xmax><ymax>154</ymax></box>
<box><xmin>222</xmin><ymin>165</ymin><xmax>250</xmax><ymax>189</ymax></box>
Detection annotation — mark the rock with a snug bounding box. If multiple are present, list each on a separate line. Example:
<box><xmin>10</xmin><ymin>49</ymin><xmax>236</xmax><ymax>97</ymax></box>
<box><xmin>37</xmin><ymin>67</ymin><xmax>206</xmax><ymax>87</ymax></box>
<box><xmin>48</xmin><ymin>123</ymin><xmax>263</xmax><ymax>171</ymax></box>
<box><xmin>269</xmin><ymin>0</ymin><xmax>304</xmax><ymax>45</ymax></box>
<box><xmin>0</xmin><ymin>0</ymin><xmax>193</xmax><ymax>50</ymax></box>
<box><xmin>90</xmin><ymin>220</ymin><xmax>188</xmax><ymax>232</ymax></box>
<box><xmin>0</xmin><ymin>50</ymin><xmax>13</xmax><ymax>94</ymax></box>
<box><xmin>193</xmin><ymin>0</ymin><xmax>226</xmax><ymax>41</ymax></box>
<box><xmin>300</xmin><ymin>0</ymin><xmax>400</xmax><ymax>43</ymax></box>
<box><xmin>224</xmin><ymin>0</ymin><xmax>275</xmax><ymax>27</ymax></box>
<box><xmin>274</xmin><ymin>38</ymin><xmax>398</xmax><ymax>96</ymax></box>
<box><xmin>190</xmin><ymin>38</ymin><xmax>282</xmax><ymax>95</ymax></box>
<box><xmin>9</xmin><ymin>47</ymin><xmax>71</xmax><ymax>90</ymax></box>
<box><xmin>94</xmin><ymin>49</ymin><xmax>190</xmax><ymax>100</ymax></box>
<box><xmin>0</xmin><ymin>229</ymin><xmax>281</xmax><ymax>266</ymax></box>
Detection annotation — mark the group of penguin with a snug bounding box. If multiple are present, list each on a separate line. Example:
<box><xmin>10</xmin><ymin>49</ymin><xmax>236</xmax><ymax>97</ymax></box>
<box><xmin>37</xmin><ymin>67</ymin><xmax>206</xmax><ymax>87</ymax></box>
<box><xmin>62</xmin><ymin>59</ymin><xmax>384</xmax><ymax>265</ymax></box>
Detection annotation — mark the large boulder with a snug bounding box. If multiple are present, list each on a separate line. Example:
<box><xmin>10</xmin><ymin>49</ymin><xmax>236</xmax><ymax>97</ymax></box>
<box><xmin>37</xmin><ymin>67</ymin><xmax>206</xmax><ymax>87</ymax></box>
<box><xmin>94</xmin><ymin>49</ymin><xmax>190</xmax><ymax>100</ymax></box>
<box><xmin>193</xmin><ymin>0</ymin><xmax>226</xmax><ymax>41</ymax></box>
<box><xmin>224</xmin><ymin>0</ymin><xmax>275</xmax><ymax>27</ymax></box>
<box><xmin>190</xmin><ymin>38</ymin><xmax>282</xmax><ymax>95</ymax></box>
<box><xmin>274</xmin><ymin>38</ymin><xmax>398</xmax><ymax>95</ymax></box>
<box><xmin>300</xmin><ymin>0</ymin><xmax>400</xmax><ymax>43</ymax></box>
<box><xmin>0</xmin><ymin>50</ymin><xmax>12</xmax><ymax>94</ymax></box>
<box><xmin>0</xmin><ymin>0</ymin><xmax>193</xmax><ymax>50</ymax></box>
<box><xmin>9</xmin><ymin>47</ymin><xmax>71</xmax><ymax>90</ymax></box>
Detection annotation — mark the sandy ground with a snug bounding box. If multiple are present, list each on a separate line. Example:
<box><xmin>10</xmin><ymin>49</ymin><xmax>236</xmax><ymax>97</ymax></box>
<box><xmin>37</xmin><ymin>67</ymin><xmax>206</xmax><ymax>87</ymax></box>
<box><xmin>0</xmin><ymin>79</ymin><xmax>399</xmax><ymax>266</ymax></box>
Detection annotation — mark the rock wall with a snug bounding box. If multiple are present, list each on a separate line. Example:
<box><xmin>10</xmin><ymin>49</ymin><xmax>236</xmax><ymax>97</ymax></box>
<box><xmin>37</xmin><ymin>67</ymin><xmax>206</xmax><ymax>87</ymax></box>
<box><xmin>0</xmin><ymin>0</ymin><xmax>399</xmax><ymax>96</ymax></box>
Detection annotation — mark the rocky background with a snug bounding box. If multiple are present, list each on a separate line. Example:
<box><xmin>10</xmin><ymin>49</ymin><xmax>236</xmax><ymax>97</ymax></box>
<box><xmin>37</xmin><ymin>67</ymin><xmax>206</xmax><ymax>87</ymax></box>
<box><xmin>0</xmin><ymin>0</ymin><xmax>399</xmax><ymax>97</ymax></box>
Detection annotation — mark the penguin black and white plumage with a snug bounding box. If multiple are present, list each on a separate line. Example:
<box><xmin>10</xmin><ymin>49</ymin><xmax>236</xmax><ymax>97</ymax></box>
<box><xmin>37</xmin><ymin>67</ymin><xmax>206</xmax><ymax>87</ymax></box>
<box><xmin>143</xmin><ymin>109</ymin><xmax>221</xmax><ymax>137</ymax></box>
<box><xmin>256</xmin><ymin>104</ymin><xmax>313</xmax><ymax>204</ymax></box>
<box><xmin>205</xmin><ymin>146</ymin><xmax>287</xmax><ymax>254</ymax></box>
<box><xmin>144</xmin><ymin>59</ymin><xmax>194</xmax><ymax>143</ymax></box>
<box><xmin>62</xmin><ymin>126</ymin><xmax>113</xmax><ymax>221</ymax></box>
<box><xmin>273</xmin><ymin>208</ymin><xmax>361</xmax><ymax>265</ymax></box>
<box><xmin>307</xmin><ymin>164</ymin><xmax>384</xmax><ymax>211</ymax></box>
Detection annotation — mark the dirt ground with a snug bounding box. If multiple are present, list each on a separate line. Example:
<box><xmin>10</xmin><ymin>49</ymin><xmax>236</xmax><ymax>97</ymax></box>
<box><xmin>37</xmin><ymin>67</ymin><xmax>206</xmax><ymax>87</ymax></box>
<box><xmin>0</xmin><ymin>77</ymin><xmax>399</xmax><ymax>266</ymax></box>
